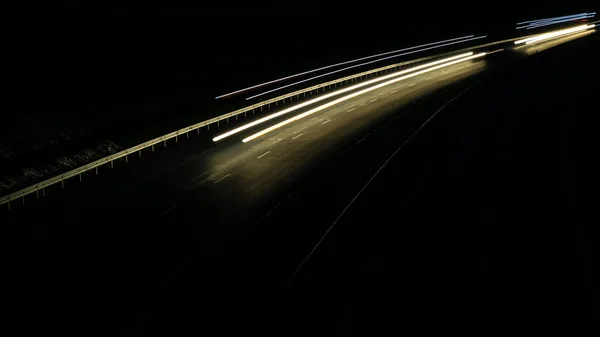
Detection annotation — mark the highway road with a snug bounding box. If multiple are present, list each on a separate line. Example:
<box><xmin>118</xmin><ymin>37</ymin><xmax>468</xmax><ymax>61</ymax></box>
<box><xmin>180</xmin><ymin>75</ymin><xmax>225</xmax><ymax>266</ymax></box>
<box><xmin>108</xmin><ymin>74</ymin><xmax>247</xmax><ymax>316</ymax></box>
<box><xmin>3</xmin><ymin>28</ymin><xmax>597</xmax><ymax>335</ymax></box>
<box><xmin>4</xmin><ymin>55</ymin><xmax>488</xmax><ymax>334</ymax></box>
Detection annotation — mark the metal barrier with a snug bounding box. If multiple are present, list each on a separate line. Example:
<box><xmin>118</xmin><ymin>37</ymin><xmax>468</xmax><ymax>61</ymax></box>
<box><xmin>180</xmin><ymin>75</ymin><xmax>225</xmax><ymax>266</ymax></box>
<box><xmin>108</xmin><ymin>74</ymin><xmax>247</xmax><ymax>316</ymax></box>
<box><xmin>2</xmin><ymin>37</ymin><xmax>521</xmax><ymax>209</ymax></box>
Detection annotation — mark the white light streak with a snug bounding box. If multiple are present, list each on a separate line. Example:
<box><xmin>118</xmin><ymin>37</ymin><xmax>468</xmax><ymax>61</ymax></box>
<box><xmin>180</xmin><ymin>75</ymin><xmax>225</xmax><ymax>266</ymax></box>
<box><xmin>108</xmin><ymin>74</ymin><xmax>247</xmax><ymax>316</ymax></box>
<box><xmin>242</xmin><ymin>53</ymin><xmax>486</xmax><ymax>143</ymax></box>
<box><xmin>516</xmin><ymin>12</ymin><xmax>595</xmax><ymax>26</ymax></box>
<box><xmin>214</xmin><ymin>35</ymin><xmax>476</xmax><ymax>99</ymax></box>
<box><xmin>212</xmin><ymin>52</ymin><xmax>474</xmax><ymax>142</ymax></box>
<box><xmin>519</xmin><ymin>15</ymin><xmax>596</xmax><ymax>30</ymax></box>
<box><xmin>245</xmin><ymin>36</ymin><xmax>487</xmax><ymax>100</ymax></box>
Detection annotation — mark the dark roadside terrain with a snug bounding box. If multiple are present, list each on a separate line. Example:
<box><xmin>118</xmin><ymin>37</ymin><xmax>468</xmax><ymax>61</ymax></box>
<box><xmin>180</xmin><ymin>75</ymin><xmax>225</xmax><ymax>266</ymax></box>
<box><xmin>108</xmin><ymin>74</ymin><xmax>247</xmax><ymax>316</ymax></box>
<box><xmin>283</xmin><ymin>33</ymin><xmax>600</xmax><ymax>332</ymax></box>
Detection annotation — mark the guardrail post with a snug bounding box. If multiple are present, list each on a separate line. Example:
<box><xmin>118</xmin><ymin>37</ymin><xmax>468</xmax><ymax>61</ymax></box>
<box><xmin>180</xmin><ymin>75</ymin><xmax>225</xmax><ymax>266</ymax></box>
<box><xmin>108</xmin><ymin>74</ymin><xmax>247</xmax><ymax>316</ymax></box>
<box><xmin>139</xmin><ymin>149</ymin><xmax>142</xmax><ymax>156</ymax></box>
<box><xmin>79</xmin><ymin>173</ymin><xmax>82</xmax><ymax>181</ymax></box>
<box><xmin>236</xmin><ymin>114</ymin><xmax>238</xmax><ymax>120</ymax></box>
<box><xmin>164</xmin><ymin>140</ymin><xmax>167</xmax><ymax>147</ymax></box>
<box><xmin>175</xmin><ymin>134</ymin><xmax>178</xmax><ymax>142</ymax></box>
<box><xmin>275</xmin><ymin>101</ymin><xmax>278</xmax><ymax>107</ymax></box>
<box><xmin>62</xmin><ymin>180</ymin><xmax>65</xmax><ymax>188</ymax></box>
<box><xmin>7</xmin><ymin>200</ymin><xmax>10</xmax><ymax>211</ymax></box>
<box><xmin>22</xmin><ymin>196</ymin><xmax>25</xmax><ymax>205</ymax></box>
<box><xmin>111</xmin><ymin>161</ymin><xmax>114</xmax><ymax>168</ymax></box>
<box><xmin>217</xmin><ymin>121</ymin><xmax>220</xmax><ymax>127</ymax></box>
<box><xmin>125</xmin><ymin>154</ymin><xmax>128</xmax><ymax>163</ymax></box>
<box><xmin>42</xmin><ymin>188</ymin><xmax>45</xmax><ymax>197</ymax></box>
<box><xmin>96</xmin><ymin>167</ymin><xmax>98</xmax><ymax>175</ymax></box>
<box><xmin>197</xmin><ymin>128</ymin><xmax>200</xmax><ymax>134</ymax></box>
<box><xmin>186</xmin><ymin>132</ymin><xmax>189</xmax><ymax>139</ymax></box>
<box><xmin>36</xmin><ymin>189</ymin><xmax>39</xmax><ymax>198</ymax></box>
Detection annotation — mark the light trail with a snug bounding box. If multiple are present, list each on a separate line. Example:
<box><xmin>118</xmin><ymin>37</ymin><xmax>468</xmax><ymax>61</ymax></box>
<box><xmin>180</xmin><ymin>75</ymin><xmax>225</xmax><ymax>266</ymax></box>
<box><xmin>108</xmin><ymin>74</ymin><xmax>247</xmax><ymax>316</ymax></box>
<box><xmin>212</xmin><ymin>52</ymin><xmax>474</xmax><ymax>142</ymax></box>
<box><xmin>520</xmin><ymin>15</ymin><xmax>596</xmax><ymax>30</ymax></box>
<box><xmin>514</xmin><ymin>24</ymin><xmax>595</xmax><ymax>45</ymax></box>
<box><xmin>242</xmin><ymin>53</ymin><xmax>486</xmax><ymax>143</ymax></box>
<box><xmin>516</xmin><ymin>12</ymin><xmax>595</xmax><ymax>26</ymax></box>
<box><xmin>245</xmin><ymin>36</ymin><xmax>487</xmax><ymax>100</ymax></box>
<box><xmin>214</xmin><ymin>35</ymin><xmax>476</xmax><ymax>99</ymax></box>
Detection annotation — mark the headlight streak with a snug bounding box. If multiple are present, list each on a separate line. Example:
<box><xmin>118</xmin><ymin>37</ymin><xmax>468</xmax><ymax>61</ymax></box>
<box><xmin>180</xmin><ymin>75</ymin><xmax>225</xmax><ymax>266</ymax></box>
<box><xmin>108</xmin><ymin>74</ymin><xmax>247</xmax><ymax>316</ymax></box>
<box><xmin>521</xmin><ymin>15</ymin><xmax>596</xmax><ymax>30</ymax></box>
<box><xmin>212</xmin><ymin>52</ymin><xmax>474</xmax><ymax>142</ymax></box>
<box><xmin>214</xmin><ymin>35</ymin><xmax>477</xmax><ymax>100</ymax></box>
<box><xmin>516</xmin><ymin>12</ymin><xmax>595</xmax><ymax>26</ymax></box>
<box><xmin>514</xmin><ymin>24</ymin><xmax>595</xmax><ymax>45</ymax></box>
<box><xmin>244</xmin><ymin>36</ymin><xmax>487</xmax><ymax>100</ymax></box>
<box><xmin>242</xmin><ymin>52</ymin><xmax>486</xmax><ymax>143</ymax></box>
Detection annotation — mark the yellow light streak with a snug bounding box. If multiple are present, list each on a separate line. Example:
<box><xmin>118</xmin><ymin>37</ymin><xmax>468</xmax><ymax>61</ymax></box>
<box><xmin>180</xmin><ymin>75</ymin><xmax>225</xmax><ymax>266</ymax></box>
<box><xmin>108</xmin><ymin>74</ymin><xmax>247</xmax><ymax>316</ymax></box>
<box><xmin>242</xmin><ymin>53</ymin><xmax>486</xmax><ymax>143</ymax></box>
<box><xmin>212</xmin><ymin>52</ymin><xmax>474</xmax><ymax>142</ymax></box>
<box><xmin>514</xmin><ymin>24</ymin><xmax>595</xmax><ymax>45</ymax></box>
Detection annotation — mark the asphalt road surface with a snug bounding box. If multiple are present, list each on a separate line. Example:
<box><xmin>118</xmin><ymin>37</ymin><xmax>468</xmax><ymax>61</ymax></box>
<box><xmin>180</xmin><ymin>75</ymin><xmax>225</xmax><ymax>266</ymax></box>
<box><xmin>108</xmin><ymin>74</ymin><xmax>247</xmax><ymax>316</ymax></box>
<box><xmin>3</xmin><ymin>32</ymin><xmax>597</xmax><ymax>335</ymax></box>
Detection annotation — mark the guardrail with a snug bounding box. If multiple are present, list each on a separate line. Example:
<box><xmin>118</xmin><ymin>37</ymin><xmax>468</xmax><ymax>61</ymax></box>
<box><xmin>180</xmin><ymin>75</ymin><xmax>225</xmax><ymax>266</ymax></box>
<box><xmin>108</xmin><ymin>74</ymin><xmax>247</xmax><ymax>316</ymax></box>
<box><xmin>2</xmin><ymin>37</ymin><xmax>519</xmax><ymax>210</ymax></box>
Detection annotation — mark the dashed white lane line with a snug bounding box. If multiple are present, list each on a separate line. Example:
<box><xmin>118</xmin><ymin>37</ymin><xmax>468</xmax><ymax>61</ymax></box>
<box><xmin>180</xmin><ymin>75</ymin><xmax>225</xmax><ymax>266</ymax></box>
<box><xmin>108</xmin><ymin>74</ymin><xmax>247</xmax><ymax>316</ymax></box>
<box><xmin>160</xmin><ymin>203</ymin><xmax>180</xmax><ymax>217</ymax></box>
<box><xmin>408</xmin><ymin>83</ymin><xmax>415</xmax><ymax>87</ymax></box>
<box><xmin>292</xmin><ymin>133</ymin><xmax>304</xmax><ymax>140</ymax></box>
<box><xmin>214</xmin><ymin>173</ymin><xmax>231</xmax><ymax>184</ymax></box>
<box><xmin>293</xmin><ymin>127</ymin><xmax>307</xmax><ymax>134</ymax></box>
<box><xmin>390</xmin><ymin>90</ymin><xmax>398</xmax><ymax>94</ymax></box>
<box><xmin>347</xmin><ymin>108</ymin><xmax>356</xmax><ymax>112</ymax></box>
<box><xmin>322</xmin><ymin>120</ymin><xmax>332</xmax><ymax>125</ymax></box>
<box><xmin>369</xmin><ymin>98</ymin><xmax>378</xmax><ymax>103</ymax></box>
<box><xmin>425</xmin><ymin>76</ymin><xmax>432</xmax><ymax>80</ymax></box>
<box><xmin>257</xmin><ymin>151</ymin><xmax>271</xmax><ymax>159</ymax></box>
<box><xmin>348</xmin><ymin>104</ymin><xmax>355</xmax><ymax>108</ymax></box>
<box><xmin>378</xmin><ymin>92</ymin><xmax>385</xmax><ymax>96</ymax></box>
<box><xmin>272</xmin><ymin>138</ymin><xmax>282</xmax><ymax>145</ymax></box>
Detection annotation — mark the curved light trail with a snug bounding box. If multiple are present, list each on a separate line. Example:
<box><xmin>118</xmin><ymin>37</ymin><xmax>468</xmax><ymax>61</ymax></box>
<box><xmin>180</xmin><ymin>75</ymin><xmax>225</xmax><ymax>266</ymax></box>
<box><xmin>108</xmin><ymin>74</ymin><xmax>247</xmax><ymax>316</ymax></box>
<box><xmin>212</xmin><ymin>52</ymin><xmax>474</xmax><ymax>142</ymax></box>
<box><xmin>214</xmin><ymin>35</ymin><xmax>476</xmax><ymax>100</ymax></box>
<box><xmin>242</xmin><ymin>52</ymin><xmax>487</xmax><ymax>143</ymax></box>
<box><xmin>245</xmin><ymin>36</ymin><xmax>487</xmax><ymax>100</ymax></box>
<box><xmin>515</xmin><ymin>24</ymin><xmax>596</xmax><ymax>45</ymax></box>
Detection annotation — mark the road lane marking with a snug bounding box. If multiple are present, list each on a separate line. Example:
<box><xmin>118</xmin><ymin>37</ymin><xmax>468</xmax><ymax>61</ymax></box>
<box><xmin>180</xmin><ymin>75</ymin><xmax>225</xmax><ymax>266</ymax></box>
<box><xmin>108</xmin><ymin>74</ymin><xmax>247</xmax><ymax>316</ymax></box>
<box><xmin>322</xmin><ymin>119</ymin><xmax>332</xmax><ymax>125</ymax></box>
<box><xmin>257</xmin><ymin>151</ymin><xmax>271</xmax><ymax>159</ymax></box>
<box><xmin>390</xmin><ymin>90</ymin><xmax>398</xmax><ymax>94</ymax></box>
<box><xmin>425</xmin><ymin>76</ymin><xmax>432</xmax><ymax>80</ymax></box>
<box><xmin>378</xmin><ymin>92</ymin><xmax>385</xmax><ymax>96</ymax></box>
<box><xmin>369</xmin><ymin>98</ymin><xmax>378</xmax><ymax>103</ymax></box>
<box><xmin>214</xmin><ymin>173</ymin><xmax>231</xmax><ymax>184</ymax></box>
<box><xmin>292</xmin><ymin>133</ymin><xmax>304</xmax><ymax>140</ymax></box>
<box><xmin>348</xmin><ymin>104</ymin><xmax>355</xmax><ymax>108</ymax></box>
<box><xmin>160</xmin><ymin>204</ymin><xmax>180</xmax><ymax>217</ymax></box>
<box><xmin>293</xmin><ymin>127</ymin><xmax>307</xmax><ymax>134</ymax></box>
<box><xmin>272</xmin><ymin>138</ymin><xmax>282</xmax><ymax>144</ymax></box>
<box><xmin>408</xmin><ymin>83</ymin><xmax>415</xmax><ymax>86</ymax></box>
<box><xmin>347</xmin><ymin>108</ymin><xmax>356</xmax><ymax>112</ymax></box>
